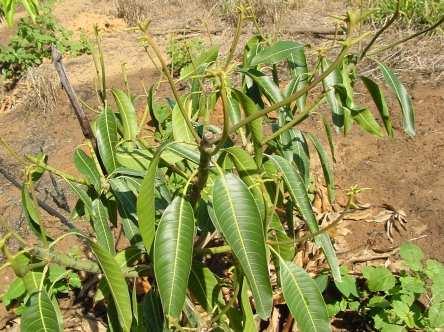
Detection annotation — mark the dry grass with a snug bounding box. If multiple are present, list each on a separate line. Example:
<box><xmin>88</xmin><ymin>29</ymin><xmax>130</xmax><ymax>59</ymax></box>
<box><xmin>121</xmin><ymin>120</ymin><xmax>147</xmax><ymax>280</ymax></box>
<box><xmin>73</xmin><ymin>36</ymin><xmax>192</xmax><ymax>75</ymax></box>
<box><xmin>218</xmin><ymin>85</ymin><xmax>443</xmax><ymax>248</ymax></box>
<box><xmin>20</xmin><ymin>64</ymin><xmax>59</xmax><ymax>114</ymax></box>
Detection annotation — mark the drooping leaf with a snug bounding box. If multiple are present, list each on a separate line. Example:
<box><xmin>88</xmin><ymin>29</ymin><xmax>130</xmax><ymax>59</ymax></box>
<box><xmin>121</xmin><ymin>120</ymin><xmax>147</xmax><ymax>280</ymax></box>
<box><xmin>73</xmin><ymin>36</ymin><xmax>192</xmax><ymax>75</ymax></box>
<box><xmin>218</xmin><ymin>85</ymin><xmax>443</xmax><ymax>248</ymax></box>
<box><xmin>89</xmin><ymin>241</ymin><xmax>132</xmax><ymax>332</ymax></box>
<box><xmin>350</xmin><ymin>107</ymin><xmax>383</xmax><ymax>137</ymax></box>
<box><xmin>2</xmin><ymin>278</ymin><xmax>26</xmax><ymax>307</ymax></box>
<box><xmin>250</xmin><ymin>41</ymin><xmax>304</xmax><ymax>67</ymax></box>
<box><xmin>321</xmin><ymin>58</ymin><xmax>343</xmax><ymax>128</ymax></box>
<box><xmin>361</xmin><ymin>76</ymin><xmax>394</xmax><ymax>137</ymax></box>
<box><xmin>306</xmin><ymin>133</ymin><xmax>335</xmax><ymax>203</ymax></box>
<box><xmin>109</xmin><ymin>178</ymin><xmax>141</xmax><ymax>244</ymax></box>
<box><xmin>172</xmin><ymin>98</ymin><xmax>194</xmax><ymax>144</ymax></box>
<box><xmin>212</xmin><ymin>173</ymin><xmax>272</xmax><ymax>319</ymax></box>
<box><xmin>73</xmin><ymin>148</ymin><xmax>101</xmax><ymax>192</ymax></box>
<box><xmin>154</xmin><ymin>196</ymin><xmax>195</xmax><ymax>319</ymax></box>
<box><xmin>21</xmin><ymin>289</ymin><xmax>63</xmax><ymax>332</ymax></box>
<box><xmin>266</xmin><ymin>155</ymin><xmax>341</xmax><ymax>282</ymax></box>
<box><xmin>96</xmin><ymin>109</ymin><xmax>120</xmax><ymax>173</ymax></box>
<box><xmin>21</xmin><ymin>185</ymin><xmax>48</xmax><ymax>241</ymax></box>
<box><xmin>137</xmin><ymin>144</ymin><xmax>163</xmax><ymax>253</ymax></box>
<box><xmin>379</xmin><ymin>63</ymin><xmax>415</xmax><ymax>137</ymax></box>
<box><xmin>92</xmin><ymin>199</ymin><xmax>116</xmax><ymax>255</ymax></box>
<box><xmin>287</xmin><ymin>44</ymin><xmax>308</xmax><ymax>111</ymax></box>
<box><xmin>112</xmin><ymin>89</ymin><xmax>139</xmax><ymax>141</ymax></box>
<box><xmin>321</xmin><ymin>115</ymin><xmax>336</xmax><ymax>162</ymax></box>
<box><xmin>188</xmin><ymin>262</ymin><xmax>221</xmax><ymax>311</ymax></box>
<box><xmin>241</xmin><ymin>278</ymin><xmax>256</xmax><ymax>332</ymax></box>
<box><xmin>66</xmin><ymin>181</ymin><xmax>93</xmax><ymax>217</ymax></box>
<box><xmin>277</xmin><ymin>255</ymin><xmax>330</xmax><ymax>332</ymax></box>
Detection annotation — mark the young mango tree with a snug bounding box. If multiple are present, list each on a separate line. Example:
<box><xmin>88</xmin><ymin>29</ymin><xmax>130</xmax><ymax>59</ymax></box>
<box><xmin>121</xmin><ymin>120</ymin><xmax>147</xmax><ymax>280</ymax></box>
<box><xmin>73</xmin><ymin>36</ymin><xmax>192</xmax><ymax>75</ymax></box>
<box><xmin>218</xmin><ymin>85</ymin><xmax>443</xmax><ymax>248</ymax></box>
<box><xmin>0</xmin><ymin>7</ymin><xmax>423</xmax><ymax>332</ymax></box>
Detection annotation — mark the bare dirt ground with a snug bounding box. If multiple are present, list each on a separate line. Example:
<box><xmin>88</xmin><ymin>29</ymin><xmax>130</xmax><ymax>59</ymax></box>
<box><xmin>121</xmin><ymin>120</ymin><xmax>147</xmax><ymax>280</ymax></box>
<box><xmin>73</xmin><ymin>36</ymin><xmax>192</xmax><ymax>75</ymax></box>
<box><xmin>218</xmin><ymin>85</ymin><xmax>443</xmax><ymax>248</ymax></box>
<box><xmin>0</xmin><ymin>0</ymin><xmax>443</xmax><ymax>328</ymax></box>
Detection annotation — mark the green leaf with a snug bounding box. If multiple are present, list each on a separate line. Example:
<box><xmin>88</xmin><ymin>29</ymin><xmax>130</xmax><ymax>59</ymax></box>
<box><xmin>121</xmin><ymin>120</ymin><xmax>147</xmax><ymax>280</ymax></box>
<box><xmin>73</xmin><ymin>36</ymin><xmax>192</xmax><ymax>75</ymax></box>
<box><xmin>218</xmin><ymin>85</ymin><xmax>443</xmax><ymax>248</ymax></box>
<box><xmin>241</xmin><ymin>278</ymin><xmax>256</xmax><ymax>332</ymax></box>
<box><xmin>172</xmin><ymin>98</ymin><xmax>194</xmax><ymax>144</ymax></box>
<box><xmin>321</xmin><ymin>115</ymin><xmax>336</xmax><ymax>163</ymax></box>
<box><xmin>428</xmin><ymin>301</ymin><xmax>444</xmax><ymax>328</ymax></box>
<box><xmin>212</xmin><ymin>173</ymin><xmax>272</xmax><ymax>319</ymax></box>
<box><xmin>392</xmin><ymin>300</ymin><xmax>415</xmax><ymax>328</ymax></box>
<box><xmin>362</xmin><ymin>266</ymin><xmax>396</xmax><ymax>292</ymax></box>
<box><xmin>89</xmin><ymin>241</ymin><xmax>132</xmax><ymax>332</ymax></box>
<box><xmin>137</xmin><ymin>145</ymin><xmax>163</xmax><ymax>253</ymax></box>
<box><xmin>21</xmin><ymin>185</ymin><xmax>47</xmax><ymax>241</ymax></box>
<box><xmin>189</xmin><ymin>262</ymin><xmax>221</xmax><ymax>311</ymax></box>
<box><xmin>231</xmin><ymin>89</ymin><xmax>263</xmax><ymax>145</ymax></box>
<box><xmin>116</xmin><ymin>146</ymin><xmax>152</xmax><ymax>172</ymax></box>
<box><xmin>92</xmin><ymin>199</ymin><xmax>116</xmax><ymax>255</ymax></box>
<box><xmin>109</xmin><ymin>178</ymin><xmax>141</xmax><ymax>244</ymax></box>
<box><xmin>250</xmin><ymin>41</ymin><xmax>304</xmax><ymax>66</ymax></box>
<box><xmin>361</xmin><ymin>76</ymin><xmax>393</xmax><ymax>137</ymax></box>
<box><xmin>379</xmin><ymin>63</ymin><xmax>415</xmax><ymax>137</ymax></box>
<box><xmin>277</xmin><ymin>256</ymin><xmax>330</xmax><ymax>332</ymax></box>
<box><xmin>21</xmin><ymin>289</ymin><xmax>63</xmax><ymax>332</ymax></box>
<box><xmin>321</xmin><ymin>58</ymin><xmax>343</xmax><ymax>128</ymax></box>
<box><xmin>399</xmin><ymin>242</ymin><xmax>424</xmax><ymax>271</ymax></box>
<box><xmin>350</xmin><ymin>107</ymin><xmax>383</xmax><ymax>137</ymax></box>
<box><xmin>400</xmin><ymin>276</ymin><xmax>425</xmax><ymax>294</ymax></box>
<box><xmin>96</xmin><ymin>109</ymin><xmax>119</xmax><ymax>173</ymax></box>
<box><xmin>154</xmin><ymin>196</ymin><xmax>195</xmax><ymax>319</ymax></box>
<box><xmin>306</xmin><ymin>133</ymin><xmax>335</xmax><ymax>203</ymax></box>
<box><xmin>66</xmin><ymin>181</ymin><xmax>92</xmax><ymax>217</ymax></box>
<box><xmin>335</xmin><ymin>267</ymin><xmax>358</xmax><ymax>298</ymax></box>
<box><xmin>2</xmin><ymin>278</ymin><xmax>26</xmax><ymax>307</ymax></box>
<box><xmin>287</xmin><ymin>45</ymin><xmax>308</xmax><ymax>111</ymax></box>
<box><xmin>73</xmin><ymin>148</ymin><xmax>101</xmax><ymax>191</ymax></box>
<box><xmin>266</xmin><ymin>155</ymin><xmax>341</xmax><ymax>282</ymax></box>
<box><xmin>112</xmin><ymin>89</ymin><xmax>139</xmax><ymax>140</ymax></box>
<box><xmin>141</xmin><ymin>290</ymin><xmax>164</xmax><ymax>331</ymax></box>
<box><xmin>269</xmin><ymin>214</ymin><xmax>295</xmax><ymax>261</ymax></box>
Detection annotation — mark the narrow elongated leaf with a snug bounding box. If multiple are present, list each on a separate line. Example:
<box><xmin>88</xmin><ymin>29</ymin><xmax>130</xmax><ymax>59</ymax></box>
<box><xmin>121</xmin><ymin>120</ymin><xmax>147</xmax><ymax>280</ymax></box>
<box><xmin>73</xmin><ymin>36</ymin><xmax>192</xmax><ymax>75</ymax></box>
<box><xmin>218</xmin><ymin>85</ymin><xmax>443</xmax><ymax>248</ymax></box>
<box><xmin>166</xmin><ymin>142</ymin><xmax>200</xmax><ymax>165</ymax></box>
<box><xmin>321</xmin><ymin>115</ymin><xmax>336</xmax><ymax>162</ymax></box>
<box><xmin>361</xmin><ymin>76</ymin><xmax>393</xmax><ymax>137</ymax></box>
<box><xmin>227</xmin><ymin>89</ymin><xmax>241</xmax><ymax>126</ymax></box>
<box><xmin>141</xmin><ymin>291</ymin><xmax>164</xmax><ymax>332</ymax></box>
<box><xmin>269</xmin><ymin>214</ymin><xmax>295</xmax><ymax>261</ymax></box>
<box><xmin>288</xmin><ymin>45</ymin><xmax>308</xmax><ymax>111</ymax></box>
<box><xmin>231</xmin><ymin>89</ymin><xmax>263</xmax><ymax>145</ymax></box>
<box><xmin>116</xmin><ymin>146</ymin><xmax>152</xmax><ymax>172</ymax></box>
<box><xmin>92</xmin><ymin>199</ymin><xmax>116</xmax><ymax>255</ymax></box>
<box><xmin>96</xmin><ymin>109</ymin><xmax>119</xmax><ymax>173</ymax></box>
<box><xmin>321</xmin><ymin>58</ymin><xmax>343</xmax><ymax>128</ymax></box>
<box><xmin>109</xmin><ymin>178</ymin><xmax>141</xmax><ymax>244</ymax></box>
<box><xmin>266</xmin><ymin>155</ymin><xmax>341</xmax><ymax>282</ymax></box>
<box><xmin>89</xmin><ymin>241</ymin><xmax>132</xmax><ymax>332</ymax></box>
<box><xmin>379</xmin><ymin>63</ymin><xmax>415</xmax><ymax>137</ymax></box>
<box><xmin>241</xmin><ymin>279</ymin><xmax>256</xmax><ymax>332</ymax></box>
<box><xmin>73</xmin><ymin>148</ymin><xmax>101</xmax><ymax>191</ymax></box>
<box><xmin>306</xmin><ymin>133</ymin><xmax>335</xmax><ymax>203</ymax></box>
<box><xmin>154</xmin><ymin>196</ymin><xmax>195</xmax><ymax>319</ymax></box>
<box><xmin>278</xmin><ymin>256</ymin><xmax>330</xmax><ymax>332</ymax></box>
<box><xmin>172</xmin><ymin>99</ymin><xmax>194</xmax><ymax>144</ymax></box>
<box><xmin>137</xmin><ymin>145</ymin><xmax>163</xmax><ymax>252</ymax></box>
<box><xmin>225</xmin><ymin>147</ymin><xmax>265</xmax><ymax>221</ymax></box>
<box><xmin>250</xmin><ymin>41</ymin><xmax>304</xmax><ymax>66</ymax></box>
<box><xmin>212</xmin><ymin>174</ymin><xmax>272</xmax><ymax>319</ymax></box>
<box><xmin>66</xmin><ymin>181</ymin><xmax>93</xmax><ymax>216</ymax></box>
<box><xmin>189</xmin><ymin>262</ymin><xmax>221</xmax><ymax>311</ymax></box>
<box><xmin>21</xmin><ymin>289</ymin><xmax>63</xmax><ymax>332</ymax></box>
<box><xmin>21</xmin><ymin>185</ymin><xmax>47</xmax><ymax>241</ymax></box>
<box><xmin>351</xmin><ymin>107</ymin><xmax>383</xmax><ymax>137</ymax></box>
<box><xmin>291</xmin><ymin>129</ymin><xmax>310</xmax><ymax>187</ymax></box>
<box><xmin>112</xmin><ymin>89</ymin><xmax>139</xmax><ymax>140</ymax></box>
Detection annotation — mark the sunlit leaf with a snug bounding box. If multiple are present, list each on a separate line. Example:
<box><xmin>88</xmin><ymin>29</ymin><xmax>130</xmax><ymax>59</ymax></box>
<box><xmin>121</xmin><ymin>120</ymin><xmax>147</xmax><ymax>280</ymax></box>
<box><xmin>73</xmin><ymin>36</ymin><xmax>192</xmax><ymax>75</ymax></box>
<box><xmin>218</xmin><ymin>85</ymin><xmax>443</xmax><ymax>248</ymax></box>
<box><xmin>92</xmin><ymin>199</ymin><xmax>116</xmax><ymax>255</ymax></box>
<box><xmin>250</xmin><ymin>41</ymin><xmax>304</xmax><ymax>66</ymax></box>
<box><xmin>73</xmin><ymin>148</ymin><xmax>101</xmax><ymax>192</ymax></box>
<box><xmin>112</xmin><ymin>89</ymin><xmax>139</xmax><ymax>141</ymax></box>
<box><xmin>154</xmin><ymin>196</ymin><xmax>195</xmax><ymax>319</ymax></box>
<box><xmin>212</xmin><ymin>173</ymin><xmax>272</xmax><ymax>319</ymax></box>
<box><xmin>379</xmin><ymin>63</ymin><xmax>415</xmax><ymax>137</ymax></box>
<box><xmin>96</xmin><ymin>109</ymin><xmax>119</xmax><ymax>173</ymax></box>
<box><xmin>172</xmin><ymin>98</ymin><xmax>194</xmax><ymax>144</ymax></box>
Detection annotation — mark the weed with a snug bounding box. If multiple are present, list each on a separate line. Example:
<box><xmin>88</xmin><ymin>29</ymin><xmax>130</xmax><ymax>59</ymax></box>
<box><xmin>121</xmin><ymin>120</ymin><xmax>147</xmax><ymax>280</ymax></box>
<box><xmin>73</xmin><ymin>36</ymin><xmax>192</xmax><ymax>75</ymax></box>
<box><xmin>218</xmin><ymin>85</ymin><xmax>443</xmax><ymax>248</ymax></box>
<box><xmin>0</xmin><ymin>11</ymin><xmax>90</xmax><ymax>82</ymax></box>
<box><xmin>166</xmin><ymin>36</ymin><xmax>205</xmax><ymax>74</ymax></box>
<box><xmin>322</xmin><ymin>242</ymin><xmax>444</xmax><ymax>331</ymax></box>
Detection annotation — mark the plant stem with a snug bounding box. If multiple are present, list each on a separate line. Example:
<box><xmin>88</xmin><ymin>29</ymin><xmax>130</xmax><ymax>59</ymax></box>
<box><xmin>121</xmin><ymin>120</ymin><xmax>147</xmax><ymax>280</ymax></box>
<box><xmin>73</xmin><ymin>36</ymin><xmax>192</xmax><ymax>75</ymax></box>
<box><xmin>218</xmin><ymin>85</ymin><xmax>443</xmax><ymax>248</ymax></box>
<box><xmin>224</xmin><ymin>10</ymin><xmax>244</xmax><ymax>70</ymax></box>
<box><xmin>360</xmin><ymin>0</ymin><xmax>400</xmax><ymax>60</ymax></box>
<box><xmin>26</xmin><ymin>155</ymin><xmax>87</xmax><ymax>185</ymax></box>
<box><xmin>367</xmin><ymin>15</ymin><xmax>444</xmax><ymax>57</ymax></box>
<box><xmin>142</xmin><ymin>32</ymin><xmax>201</xmax><ymax>144</ymax></box>
<box><xmin>229</xmin><ymin>45</ymin><xmax>350</xmax><ymax>135</ymax></box>
<box><xmin>261</xmin><ymin>95</ymin><xmax>325</xmax><ymax>146</ymax></box>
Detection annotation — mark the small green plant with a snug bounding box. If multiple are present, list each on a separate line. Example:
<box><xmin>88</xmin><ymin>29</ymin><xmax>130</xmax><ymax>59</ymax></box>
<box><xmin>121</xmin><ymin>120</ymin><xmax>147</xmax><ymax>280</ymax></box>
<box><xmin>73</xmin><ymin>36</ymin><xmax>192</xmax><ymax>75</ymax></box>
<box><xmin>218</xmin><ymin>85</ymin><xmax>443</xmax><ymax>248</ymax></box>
<box><xmin>166</xmin><ymin>36</ymin><xmax>205</xmax><ymax>74</ymax></box>
<box><xmin>322</xmin><ymin>242</ymin><xmax>444</xmax><ymax>331</ymax></box>
<box><xmin>0</xmin><ymin>7</ymin><xmax>439</xmax><ymax>332</ymax></box>
<box><xmin>0</xmin><ymin>11</ymin><xmax>90</xmax><ymax>81</ymax></box>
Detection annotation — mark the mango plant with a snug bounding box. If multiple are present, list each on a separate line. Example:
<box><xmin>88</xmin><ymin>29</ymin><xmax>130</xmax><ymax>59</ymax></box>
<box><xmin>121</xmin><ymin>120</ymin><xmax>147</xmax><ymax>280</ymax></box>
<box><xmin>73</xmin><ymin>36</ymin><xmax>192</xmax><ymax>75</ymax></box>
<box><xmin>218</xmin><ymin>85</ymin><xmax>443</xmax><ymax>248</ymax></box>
<box><xmin>0</xmin><ymin>8</ymin><xmax>421</xmax><ymax>332</ymax></box>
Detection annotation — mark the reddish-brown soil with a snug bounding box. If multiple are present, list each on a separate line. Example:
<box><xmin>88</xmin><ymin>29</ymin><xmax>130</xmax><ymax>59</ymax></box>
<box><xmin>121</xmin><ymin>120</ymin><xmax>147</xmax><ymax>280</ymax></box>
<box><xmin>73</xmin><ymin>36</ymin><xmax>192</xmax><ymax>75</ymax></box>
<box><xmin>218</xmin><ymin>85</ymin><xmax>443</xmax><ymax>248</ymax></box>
<box><xmin>0</xmin><ymin>0</ymin><xmax>443</xmax><ymax>328</ymax></box>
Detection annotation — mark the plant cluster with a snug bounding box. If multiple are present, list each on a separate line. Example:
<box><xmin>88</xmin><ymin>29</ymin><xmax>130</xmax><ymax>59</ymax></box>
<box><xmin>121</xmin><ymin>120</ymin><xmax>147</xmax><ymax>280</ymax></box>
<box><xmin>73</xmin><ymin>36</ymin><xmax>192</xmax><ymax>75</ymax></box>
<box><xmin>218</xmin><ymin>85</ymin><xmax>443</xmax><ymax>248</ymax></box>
<box><xmin>0</xmin><ymin>11</ymin><xmax>90</xmax><ymax>81</ymax></box>
<box><xmin>166</xmin><ymin>36</ymin><xmax>206</xmax><ymax>74</ymax></box>
<box><xmin>0</xmin><ymin>0</ymin><xmax>39</xmax><ymax>26</ymax></box>
<box><xmin>321</xmin><ymin>242</ymin><xmax>444</xmax><ymax>331</ymax></box>
<box><xmin>0</xmin><ymin>6</ymin><xmax>437</xmax><ymax>331</ymax></box>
